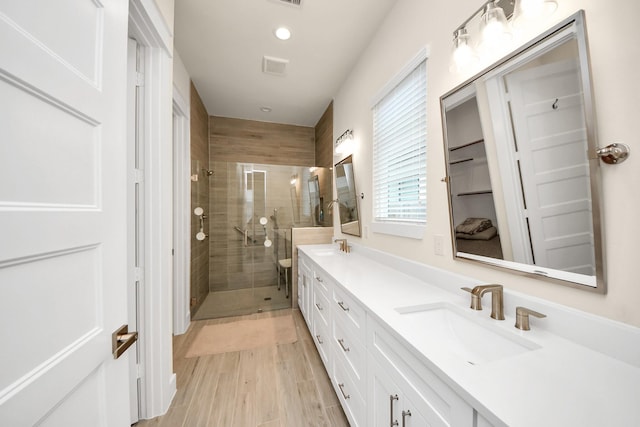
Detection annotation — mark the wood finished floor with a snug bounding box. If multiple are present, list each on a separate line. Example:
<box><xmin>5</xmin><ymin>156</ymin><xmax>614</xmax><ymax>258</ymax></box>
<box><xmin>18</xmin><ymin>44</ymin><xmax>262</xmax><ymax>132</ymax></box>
<box><xmin>136</xmin><ymin>309</ymin><xmax>349</xmax><ymax>427</ymax></box>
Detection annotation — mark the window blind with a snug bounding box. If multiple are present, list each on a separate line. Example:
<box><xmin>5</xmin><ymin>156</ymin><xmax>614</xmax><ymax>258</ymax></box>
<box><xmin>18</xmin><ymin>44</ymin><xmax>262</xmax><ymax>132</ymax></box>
<box><xmin>372</xmin><ymin>59</ymin><xmax>427</xmax><ymax>223</ymax></box>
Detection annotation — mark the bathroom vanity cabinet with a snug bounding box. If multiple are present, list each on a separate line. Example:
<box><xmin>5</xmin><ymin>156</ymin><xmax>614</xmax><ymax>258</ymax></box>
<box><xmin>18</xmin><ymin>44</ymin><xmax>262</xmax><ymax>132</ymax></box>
<box><xmin>297</xmin><ymin>243</ymin><xmax>640</xmax><ymax>427</ymax></box>
<box><xmin>298</xmin><ymin>248</ymin><xmax>499</xmax><ymax>427</ymax></box>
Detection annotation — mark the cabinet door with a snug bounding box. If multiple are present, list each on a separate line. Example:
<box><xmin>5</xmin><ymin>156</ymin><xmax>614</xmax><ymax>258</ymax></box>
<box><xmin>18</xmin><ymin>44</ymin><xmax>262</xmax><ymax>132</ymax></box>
<box><xmin>370</xmin><ymin>359</ymin><xmax>429</xmax><ymax>427</ymax></box>
<box><xmin>297</xmin><ymin>270</ymin><xmax>304</xmax><ymax>316</ymax></box>
<box><xmin>369</xmin><ymin>319</ymin><xmax>475</xmax><ymax>426</ymax></box>
<box><xmin>301</xmin><ymin>272</ymin><xmax>311</xmax><ymax>326</ymax></box>
<box><xmin>297</xmin><ymin>267</ymin><xmax>308</xmax><ymax>321</ymax></box>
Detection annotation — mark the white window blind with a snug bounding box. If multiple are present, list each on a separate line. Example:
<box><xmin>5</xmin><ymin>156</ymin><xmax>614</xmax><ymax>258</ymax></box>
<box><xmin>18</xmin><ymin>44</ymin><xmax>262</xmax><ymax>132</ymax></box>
<box><xmin>372</xmin><ymin>59</ymin><xmax>427</xmax><ymax>224</ymax></box>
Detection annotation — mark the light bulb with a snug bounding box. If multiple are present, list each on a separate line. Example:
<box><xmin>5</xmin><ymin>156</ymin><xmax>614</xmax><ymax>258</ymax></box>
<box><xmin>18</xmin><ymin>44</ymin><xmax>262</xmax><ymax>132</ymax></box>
<box><xmin>450</xmin><ymin>28</ymin><xmax>477</xmax><ymax>73</ymax></box>
<box><xmin>512</xmin><ymin>0</ymin><xmax>557</xmax><ymax>27</ymax></box>
<box><xmin>480</xmin><ymin>2</ymin><xmax>510</xmax><ymax>43</ymax></box>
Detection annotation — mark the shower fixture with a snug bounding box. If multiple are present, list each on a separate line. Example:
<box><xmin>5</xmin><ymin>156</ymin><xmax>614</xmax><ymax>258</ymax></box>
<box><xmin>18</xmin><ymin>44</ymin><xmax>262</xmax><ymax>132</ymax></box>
<box><xmin>194</xmin><ymin>207</ymin><xmax>208</xmax><ymax>240</ymax></box>
<box><xmin>202</xmin><ymin>168</ymin><xmax>214</xmax><ymax>176</ymax></box>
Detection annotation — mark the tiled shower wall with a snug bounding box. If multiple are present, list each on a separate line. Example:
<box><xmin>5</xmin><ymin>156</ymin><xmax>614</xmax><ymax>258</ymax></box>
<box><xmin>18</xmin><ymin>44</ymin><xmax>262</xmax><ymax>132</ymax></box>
<box><xmin>189</xmin><ymin>82</ymin><xmax>210</xmax><ymax>316</ymax></box>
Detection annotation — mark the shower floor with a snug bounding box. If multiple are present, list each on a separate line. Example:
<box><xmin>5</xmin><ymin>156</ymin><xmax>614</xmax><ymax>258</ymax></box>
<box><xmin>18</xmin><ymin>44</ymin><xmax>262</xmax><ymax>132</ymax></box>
<box><xmin>192</xmin><ymin>285</ymin><xmax>291</xmax><ymax>320</ymax></box>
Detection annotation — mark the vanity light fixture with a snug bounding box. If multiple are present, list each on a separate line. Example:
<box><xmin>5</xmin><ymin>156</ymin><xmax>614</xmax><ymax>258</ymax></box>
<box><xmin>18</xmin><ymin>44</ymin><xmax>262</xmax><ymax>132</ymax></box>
<box><xmin>335</xmin><ymin>129</ymin><xmax>354</xmax><ymax>154</ymax></box>
<box><xmin>450</xmin><ymin>0</ymin><xmax>557</xmax><ymax>72</ymax></box>
<box><xmin>274</xmin><ymin>26</ymin><xmax>291</xmax><ymax>40</ymax></box>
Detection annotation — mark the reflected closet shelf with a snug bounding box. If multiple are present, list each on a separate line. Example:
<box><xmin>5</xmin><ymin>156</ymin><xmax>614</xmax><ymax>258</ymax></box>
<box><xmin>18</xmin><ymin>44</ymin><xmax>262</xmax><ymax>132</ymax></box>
<box><xmin>449</xmin><ymin>157</ymin><xmax>474</xmax><ymax>165</ymax></box>
<box><xmin>457</xmin><ymin>190</ymin><xmax>493</xmax><ymax>196</ymax></box>
<box><xmin>449</xmin><ymin>139</ymin><xmax>484</xmax><ymax>151</ymax></box>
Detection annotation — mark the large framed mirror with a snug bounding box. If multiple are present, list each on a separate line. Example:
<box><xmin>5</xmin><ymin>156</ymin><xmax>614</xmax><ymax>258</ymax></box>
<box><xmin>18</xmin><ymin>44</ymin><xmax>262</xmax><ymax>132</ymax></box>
<box><xmin>334</xmin><ymin>155</ymin><xmax>361</xmax><ymax>236</ymax></box>
<box><xmin>441</xmin><ymin>11</ymin><xmax>605</xmax><ymax>292</ymax></box>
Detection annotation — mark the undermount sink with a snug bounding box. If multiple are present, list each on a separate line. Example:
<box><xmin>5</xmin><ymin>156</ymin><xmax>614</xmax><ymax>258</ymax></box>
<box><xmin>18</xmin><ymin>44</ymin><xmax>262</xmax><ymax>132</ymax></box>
<box><xmin>394</xmin><ymin>302</ymin><xmax>541</xmax><ymax>365</ymax></box>
<box><xmin>311</xmin><ymin>249</ymin><xmax>340</xmax><ymax>257</ymax></box>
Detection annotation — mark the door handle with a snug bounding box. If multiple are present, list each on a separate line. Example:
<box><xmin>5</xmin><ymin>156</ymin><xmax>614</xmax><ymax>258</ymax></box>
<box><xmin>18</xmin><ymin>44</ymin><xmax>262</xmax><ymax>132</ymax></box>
<box><xmin>112</xmin><ymin>324</ymin><xmax>138</xmax><ymax>359</ymax></box>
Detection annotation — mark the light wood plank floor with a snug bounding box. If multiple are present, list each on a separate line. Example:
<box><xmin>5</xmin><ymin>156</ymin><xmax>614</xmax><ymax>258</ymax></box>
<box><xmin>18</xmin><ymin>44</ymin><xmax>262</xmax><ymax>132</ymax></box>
<box><xmin>136</xmin><ymin>309</ymin><xmax>349</xmax><ymax>427</ymax></box>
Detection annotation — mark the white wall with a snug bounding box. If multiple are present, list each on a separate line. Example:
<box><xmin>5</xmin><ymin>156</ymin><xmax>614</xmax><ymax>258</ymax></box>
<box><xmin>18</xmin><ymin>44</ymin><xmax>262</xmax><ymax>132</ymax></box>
<box><xmin>154</xmin><ymin>0</ymin><xmax>174</xmax><ymax>33</ymax></box>
<box><xmin>333</xmin><ymin>0</ymin><xmax>640</xmax><ymax>327</ymax></box>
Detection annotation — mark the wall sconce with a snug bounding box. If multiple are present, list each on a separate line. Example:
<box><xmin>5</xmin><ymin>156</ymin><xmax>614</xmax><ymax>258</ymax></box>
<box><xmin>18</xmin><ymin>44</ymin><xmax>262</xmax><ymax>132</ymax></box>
<box><xmin>335</xmin><ymin>129</ymin><xmax>354</xmax><ymax>154</ymax></box>
<box><xmin>451</xmin><ymin>0</ymin><xmax>557</xmax><ymax>72</ymax></box>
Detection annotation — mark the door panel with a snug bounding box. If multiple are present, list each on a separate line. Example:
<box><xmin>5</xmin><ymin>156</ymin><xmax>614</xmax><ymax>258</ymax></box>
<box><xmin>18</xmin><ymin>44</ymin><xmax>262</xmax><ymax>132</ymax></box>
<box><xmin>0</xmin><ymin>0</ymin><xmax>131</xmax><ymax>425</ymax></box>
<box><xmin>507</xmin><ymin>58</ymin><xmax>594</xmax><ymax>274</ymax></box>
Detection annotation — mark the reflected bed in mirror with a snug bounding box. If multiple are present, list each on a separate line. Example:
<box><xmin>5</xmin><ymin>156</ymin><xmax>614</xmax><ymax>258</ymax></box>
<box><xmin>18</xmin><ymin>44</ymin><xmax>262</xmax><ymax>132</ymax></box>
<box><xmin>441</xmin><ymin>11</ymin><xmax>605</xmax><ymax>292</ymax></box>
<box><xmin>334</xmin><ymin>155</ymin><xmax>361</xmax><ymax>236</ymax></box>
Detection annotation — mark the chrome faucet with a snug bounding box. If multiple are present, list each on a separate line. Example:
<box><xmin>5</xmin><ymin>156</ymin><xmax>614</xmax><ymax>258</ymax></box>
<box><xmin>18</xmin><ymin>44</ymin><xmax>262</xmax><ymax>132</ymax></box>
<box><xmin>335</xmin><ymin>238</ymin><xmax>350</xmax><ymax>253</ymax></box>
<box><xmin>461</xmin><ymin>284</ymin><xmax>505</xmax><ymax>320</ymax></box>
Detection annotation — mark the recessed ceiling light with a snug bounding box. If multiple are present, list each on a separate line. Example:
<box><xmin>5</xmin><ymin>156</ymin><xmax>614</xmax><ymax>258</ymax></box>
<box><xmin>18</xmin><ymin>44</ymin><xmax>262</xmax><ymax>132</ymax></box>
<box><xmin>274</xmin><ymin>27</ymin><xmax>291</xmax><ymax>40</ymax></box>
<box><xmin>260</xmin><ymin>106</ymin><xmax>272</xmax><ymax>113</ymax></box>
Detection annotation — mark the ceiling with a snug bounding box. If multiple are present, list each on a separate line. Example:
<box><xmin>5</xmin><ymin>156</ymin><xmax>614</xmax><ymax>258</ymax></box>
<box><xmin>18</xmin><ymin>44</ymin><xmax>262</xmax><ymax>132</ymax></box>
<box><xmin>174</xmin><ymin>0</ymin><xmax>398</xmax><ymax>127</ymax></box>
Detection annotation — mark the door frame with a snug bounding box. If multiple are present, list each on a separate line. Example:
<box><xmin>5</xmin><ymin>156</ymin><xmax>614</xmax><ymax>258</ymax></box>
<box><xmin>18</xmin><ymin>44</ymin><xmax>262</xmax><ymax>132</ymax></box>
<box><xmin>129</xmin><ymin>0</ymin><xmax>176</xmax><ymax>419</ymax></box>
<box><xmin>173</xmin><ymin>87</ymin><xmax>191</xmax><ymax>335</ymax></box>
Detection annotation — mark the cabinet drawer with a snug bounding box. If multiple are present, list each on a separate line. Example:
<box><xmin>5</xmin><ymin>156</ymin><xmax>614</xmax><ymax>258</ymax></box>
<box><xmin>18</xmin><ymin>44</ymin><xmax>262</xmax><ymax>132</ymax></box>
<box><xmin>313</xmin><ymin>270</ymin><xmax>332</xmax><ymax>297</ymax></box>
<box><xmin>313</xmin><ymin>284</ymin><xmax>331</xmax><ymax>328</ymax></box>
<box><xmin>333</xmin><ymin>318</ymin><xmax>366</xmax><ymax>391</ymax></box>
<box><xmin>333</xmin><ymin>351</ymin><xmax>366</xmax><ymax>427</ymax></box>
<box><xmin>333</xmin><ymin>284</ymin><xmax>365</xmax><ymax>339</ymax></box>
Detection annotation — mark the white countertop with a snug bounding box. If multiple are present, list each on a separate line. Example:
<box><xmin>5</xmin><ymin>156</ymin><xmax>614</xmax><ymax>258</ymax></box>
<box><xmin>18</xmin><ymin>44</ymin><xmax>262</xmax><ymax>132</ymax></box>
<box><xmin>298</xmin><ymin>243</ymin><xmax>640</xmax><ymax>427</ymax></box>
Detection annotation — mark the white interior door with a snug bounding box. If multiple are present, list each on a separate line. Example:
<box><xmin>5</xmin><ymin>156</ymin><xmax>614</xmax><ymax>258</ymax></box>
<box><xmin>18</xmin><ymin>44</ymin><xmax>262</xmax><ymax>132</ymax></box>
<box><xmin>0</xmin><ymin>1</ymin><xmax>132</xmax><ymax>425</ymax></box>
<box><xmin>506</xmin><ymin>58</ymin><xmax>595</xmax><ymax>275</ymax></box>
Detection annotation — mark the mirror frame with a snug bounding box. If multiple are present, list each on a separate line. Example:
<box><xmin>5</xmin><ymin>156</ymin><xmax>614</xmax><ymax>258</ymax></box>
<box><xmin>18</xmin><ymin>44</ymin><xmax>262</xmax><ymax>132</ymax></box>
<box><xmin>440</xmin><ymin>11</ymin><xmax>606</xmax><ymax>293</ymax></box>
<box><xmin>334</xmin><ymin>154</ymin><xmax>362</xmax><ymax>237</ymax></box>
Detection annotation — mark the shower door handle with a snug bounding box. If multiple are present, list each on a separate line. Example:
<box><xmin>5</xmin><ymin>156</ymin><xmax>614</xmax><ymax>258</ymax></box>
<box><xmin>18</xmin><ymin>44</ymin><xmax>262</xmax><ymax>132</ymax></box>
<box><xmin>244</xmin><ymin>229</ymin><xmax>249</xmax><ymax>246</ymax></box>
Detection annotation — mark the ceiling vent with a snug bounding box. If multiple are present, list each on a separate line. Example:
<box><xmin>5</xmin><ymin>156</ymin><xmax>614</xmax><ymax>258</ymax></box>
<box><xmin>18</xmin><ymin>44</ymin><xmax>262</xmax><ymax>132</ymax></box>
<box><xmin>273</xmin><ymin>0</ymin><xmax>302</xmax><ymax>7</ymax></box>
<box><xmin>262</xmin><ymin>56</ymin><xmax>289</xmax><ymax>76</ymax></box>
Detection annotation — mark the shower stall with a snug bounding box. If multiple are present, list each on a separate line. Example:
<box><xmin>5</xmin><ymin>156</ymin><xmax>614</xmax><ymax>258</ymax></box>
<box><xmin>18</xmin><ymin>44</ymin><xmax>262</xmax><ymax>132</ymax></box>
<box><xmin>192</xmin><ymin>161</ymin><xmax>331</xmax><ymax>320</ymax></box>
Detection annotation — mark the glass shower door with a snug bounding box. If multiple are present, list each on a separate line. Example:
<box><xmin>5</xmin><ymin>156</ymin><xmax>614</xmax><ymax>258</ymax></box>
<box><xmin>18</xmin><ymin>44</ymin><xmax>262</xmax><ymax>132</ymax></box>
<box><xmin>196</xmin><ymin>162</ymin><xmax>292</xmax><ymax>319</ymax></box>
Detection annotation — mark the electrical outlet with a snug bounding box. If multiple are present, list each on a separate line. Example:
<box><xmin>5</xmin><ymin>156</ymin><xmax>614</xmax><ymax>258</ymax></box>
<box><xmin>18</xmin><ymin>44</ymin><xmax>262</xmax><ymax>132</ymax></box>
<box><xmin>434</xmin><ymin>234</ymin><xmax>444</xmax><ymax>256</ymax></box>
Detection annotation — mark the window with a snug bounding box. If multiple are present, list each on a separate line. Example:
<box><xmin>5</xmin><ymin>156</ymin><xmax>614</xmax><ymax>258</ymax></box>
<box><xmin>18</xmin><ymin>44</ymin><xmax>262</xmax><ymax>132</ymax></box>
<box><xmin>371</xmin><ymin>52</ymin><xmax>427</xmax><ymax>238</ymax></box>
